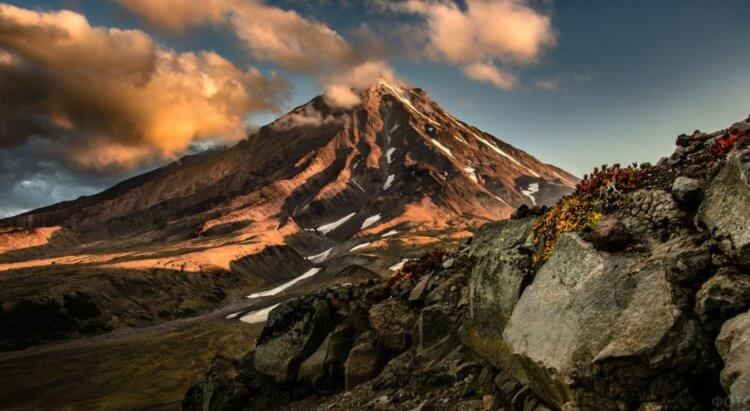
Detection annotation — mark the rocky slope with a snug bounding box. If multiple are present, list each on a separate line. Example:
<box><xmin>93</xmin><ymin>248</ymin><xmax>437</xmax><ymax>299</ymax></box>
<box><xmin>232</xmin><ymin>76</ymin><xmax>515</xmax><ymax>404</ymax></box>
<box><xmin>183</xmin><ymin>116</ymin><xmax>750</xmax><ymax>410</ymax></box>
<box><xmin>0</xmin><ymin>80</ymin><xmax>575</xmax><ymax>351</ymax></box>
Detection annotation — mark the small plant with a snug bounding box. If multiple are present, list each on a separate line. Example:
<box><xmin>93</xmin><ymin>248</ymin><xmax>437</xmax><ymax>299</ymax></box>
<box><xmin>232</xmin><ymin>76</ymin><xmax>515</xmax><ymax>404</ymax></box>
<box><xmin>389</xmin><ymin>248</ymin><xmax>450</xmax><ymax>285</ymax></box>
<box><xmin>531</xmin><ymin>164</ymin><xmax>644</xmax><ymax>266</ymax></box>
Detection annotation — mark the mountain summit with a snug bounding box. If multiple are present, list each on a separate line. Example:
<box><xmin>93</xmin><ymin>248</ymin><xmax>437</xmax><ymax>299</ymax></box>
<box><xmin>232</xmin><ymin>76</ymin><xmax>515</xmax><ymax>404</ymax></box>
<box><xmin>0</xmin><ymin>81</ymin><xmax>575</xmax><ymax>347</ymax></box>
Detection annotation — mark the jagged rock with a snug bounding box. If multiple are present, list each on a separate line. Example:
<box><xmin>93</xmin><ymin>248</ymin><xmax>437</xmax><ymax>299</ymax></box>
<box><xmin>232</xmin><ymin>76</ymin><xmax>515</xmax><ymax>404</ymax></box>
<box><xmin>424</xmin><ymin>274</ymin><xmax>464</xmax><ymax>307</ymax></box>
<box><xmin>408</xmin><ymin>274</ymin><xmax>432</xmax><ymax>307</ymax></box>
<box><xmin>297</xmin><ymin>333</ymin><xmax>331</xmax><ymax>388</ymax></box>
<box><xmin>698</xmin><ymin>148</ymin><xmax>750</xmax><ymax>268</ymax></box>
<box><xmin>695</xmin><ymin>269</ymin><xmax>750</xmax><ymax>328</ymax></box>
<box><xmin>463</xmin><ymin>218</ymin><xmax>534</xmax><ymax>364</ymax></box>
<box><xmin>676</xmin><ymin>134</ymin><xmax>693</xmax><ymax>147</ymax></box>
<box><xmin>671</xmin><ymin>176</ymin><xmax>702</xmax><ymax>207</ymax></box>
<box><xmin>182</xmin><ymin>356</ymin><xmax>250</xmax><ymax>411</ymax></box>
<box><xmin>716</xmin><ymin>311</ymin><xmax>750</xmax><ymax>410</ymax></box>
<box><xmin>348</xmin><ymin>301</ymin><xmax>372</xmax><ymax>332</ymax></box>
<box><xmin>369</xmin><ymin>298</ymin><xmax>415</xmax><ymax>353</ymax></box>
<box><xmin>344</xmin><ymin>341</ymin><xmax>385</xmax><ymax>389</ymax></box>
<box><xmin>591</xmin><ymin>215</ymin><xmax>631</xmax><ymax>251</ymax></box>
<box><xmin>254</xmin><ymin>299</ymin><xmax>332</xmax><ymax>383</ymax></box>
<box><xmin>325</xmin><ymin>323</ymin><xmax>355</xmax><ymax>379</ymax></box>
<box><xmin>478</xmin><ymin>233</ymin><xmax>711</xmax><ymax>409</ymax></box>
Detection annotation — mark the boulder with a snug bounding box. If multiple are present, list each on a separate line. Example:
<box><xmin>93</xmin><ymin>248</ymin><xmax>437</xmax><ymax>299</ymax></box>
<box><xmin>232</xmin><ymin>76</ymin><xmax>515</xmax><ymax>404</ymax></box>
<box><xmin>463</xmin><ymin>218</ymin><xmax>534</xmax><ymax>366</ymax></box>
<box><xmin>591</xmin><ymin>215</ymin><xmax>631</xmax><ymax>251</ymax></box>
<box><xmin>254</xmin><ymin>299</ymin><xmax>332</xmax><ymax>383</ymax></box>
<box><xmin>182</xmin><ymin>356</ymin><xmax>250</xmax><ymax>411</ymax></box>
<box><xmin>369</xmin><ymin>298</ymin><xmax>415</xmax><ymax>353</ymax></box>
<box><xmin>475</xmin><ymin>232</ymin><xmax>711</xmax><ymax>409</ymax></box>
<box><xmin>698</xmin><ymin>148</ymin><xmax>750</xmax><ymax>268</ymax></box>
<box><xmin>344</xmin><ymin>341</ymin><xmax>385</xmax><ymax>389</ymax></box>
<box><xmin>671</xmin><ymin>176</ymin><xmax>702</xmax><ymax>207</ymax></box>
<box><xmin>716</xmin><ymin>311</ymin><xmax>750</xmax><ymax>410</ymax></box>
<box><xmin>695</xmin><ymin>269</ymin><xmax>750</xmax><ymax>328</ymax></box>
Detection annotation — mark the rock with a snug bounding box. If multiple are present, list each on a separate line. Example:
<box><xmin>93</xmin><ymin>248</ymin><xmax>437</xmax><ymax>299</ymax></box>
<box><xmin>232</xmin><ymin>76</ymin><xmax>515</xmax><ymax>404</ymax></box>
<box><xmin>374</xmin><ymin>394</ymin><xmax>397</xmax><ymax>411</ymax></box>
<box><xmin>671</xmin><ymin>176</ymin><xmax>702</xmax><ymax>207</ymax></box>
<box><xmin>463</xmin><ymin>218</ymin><xmax>534</xmax><ymax>365</ymax></box>
<box><xmin>182</xmin><ymin>356</ymin><xmax>250</xmax><ymax>411</ymax></box>
<box><xmin>408</xmin><ymin>274</ymin><xmax>432</xmax><ymax>307</ymax></box>
<box><xmin>591</xmin><ymin>215</ymin><xmax>631</xmax><ymax>251</ymax></box>
<box><xmin>483</xmin><ymin>233</ymin><xmax>710</xmax><ymax>409</ymax></box>
<box><xmin>369</xmin><ymin>298</ymin><xmax>415</xmax><ymax>352</ymax></box>
<box><xmin>698</xmin><ymin>148</ymin><xmax>750</xmax><ymax>268</ymax></box>
<box><xmin>696</xmin><ymin>269</ymin><xmax>750</xmax><ymax>328</ymax></box>
<box><xmin>676</xmin><ymin>133</ymin><xmax>693</xmax><ymax>147</ymax></box>
<box><xmin>325</xmin><ymin>323</ymin><xmax>355</xmax><ymax>380</ymax></box>
<box><xmin>482</xmin><ymin>394</ymin><xmax>495</xmax><ymax>411</ymax></box>
<box><xmin>416</xmin><ymin>305</ymin><xmax>454</xmax><ymax>352</ymax></box>
<box><xmin>729</xmin><ymin>121</ymin><xmax>750</xmax><ymax>135</ymax></box>
<box><xmin>254</xmin><ymin>299</ymin><xmax>332</xmax><ymax>383</ymax></box>
<box><xmin>348</xmin><ymin>302</ymin><xmax>372</xmax><ymax>332</ymax></box>
<box><xmin>298</xmin><ymin>333</ymin><xmax>331</xmax><ymax>388</ymax></box>
<box><xmin>442</xmin><ymin>258</ymin><xmax>455</xmax><ymax>269</ymax></box>
<box><xmin>716</xmin><ymin>311</ymin><xmax>750</xmax><ymax>410</ymax></box>
<box><xmin>344</xmin><ymin>341</ymin><xmax>385</xmax><ymax>389</ymax></box>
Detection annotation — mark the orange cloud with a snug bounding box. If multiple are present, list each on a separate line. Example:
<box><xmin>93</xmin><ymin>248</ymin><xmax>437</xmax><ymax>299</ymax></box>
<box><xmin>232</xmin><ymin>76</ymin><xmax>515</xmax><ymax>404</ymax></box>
<box><xmin>463</xmin><ymin>63</ymin><xmax>516</xmax><ymax>90</ymax></box>
<box><xmin>382</xmin><ymin>0</ymin><xmax>556</xmax><ymax>89</ymax></box>
<box><xmin>0</xmin><ymin>4</ymin><xmax>287</xmax><ymax>171</ymax></box>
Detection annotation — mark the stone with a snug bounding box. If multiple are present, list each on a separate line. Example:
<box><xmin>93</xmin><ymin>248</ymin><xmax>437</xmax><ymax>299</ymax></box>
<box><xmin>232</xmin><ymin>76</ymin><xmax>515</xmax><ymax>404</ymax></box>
<box><xmin>182</xmin><ymin>356</ymin><xmax>250</xmax><ymax>411</ymax></box>
<box><xmin>369</xmin><ymin>298</ymin><xmax>415</xmax><ymax>352</ymax></box>
<box><xmin>442</xmin><ymin>258</ymin><xmax>455</xmax><ymax>269</ymax></box>
<box><xmin>591</xmin><ymin>215</ymin><xmax>631</xmax><ymax>251</ymax></box>
<box><xmin>698</xmin><ymin>148</ymin><xmax>750</xmax><ymax>268</ymax></box>
<box><xmin>374</xmin><ymin>395</ymin><xmax>397</xmax><ymax>411</ymax></box>
<box><xmin>408</xmin><ymin>274</ymin><xmax>432</xmax><ymax>307</ymax></box>
<box><xmin>671</xmin><ymin>176</ymin><xmax>702</xmax><ymax>207</ymax></box>
<box><xmin>325</xmin><ymin>323</ymin><xmax>355</xmax><ymax>379</ymax></box>
<box><xmin>344</xmin><ymin>341</ymin><xmax>385</xmax><ymax>389</ymax></box>
<box><xmin>297</xmin><ymin>333</ymin><xmax>331</xmax><ymax>388</ymax></box>
<box><xmin>482</xmin><ymin>394</ymin><xmax>495</xmax><ymax>411</ymax></box>
<box><xmin>696</xmin><ymin>269</ymin><xmax>750</xmax><ymax>328</ymax></box>
<box><xmin>716</xmin><ymin>311</ymin><xmax>750</xmax><ymax>410</ymax></box>
<box><xmin>477</xmin><ymin>232</ymin><xmax>709</xmax><ymax>409</ymax></box>
<box><xmin>254</xmin><ymin>299</ymin><xmax>332</xmax><ymax>383</ymax></box>
<box><xmin>676</xmin><ymin>133</ymin><xmax>693</xmax><ymax>147</ymax></box>
<box><xmin>416</xmin><ymin>305</ymin><xmax>454</xmax><ymax>352</ymax></box>
<box><xmin>463</xmin><ymin>218</ymin><xmax>534</xmax><ymax>365</ymax></box>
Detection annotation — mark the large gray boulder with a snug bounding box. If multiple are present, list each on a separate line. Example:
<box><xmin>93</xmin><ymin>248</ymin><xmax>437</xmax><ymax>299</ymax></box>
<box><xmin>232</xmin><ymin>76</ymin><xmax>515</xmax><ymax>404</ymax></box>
<box><xmin>698</xmin><ymin>148</ymin><xmax>750</xmax><ymax>268</ymax></box>
<box><xmin>254</xmin><ymin>299</ymin><xmax>332</xmax><ymax>383</ymax></box>
<box><xmin>468</xmin><ymin>232</ymin><xmax>713</xmax><ymax>409</ymax></box>
<box><xmin>463</xmin><ymin>218</ymin><xmax>534</xmax><ymax>366</ymax></box>
<box><xmin>182</xmin><ymin>356</ymin><xmax>250</xmax><ymax>411</ymax></box>
<box><xmin>716</xmin><ymin>311</ymin><xmax>750</xmax><ymax>410</ymax></box>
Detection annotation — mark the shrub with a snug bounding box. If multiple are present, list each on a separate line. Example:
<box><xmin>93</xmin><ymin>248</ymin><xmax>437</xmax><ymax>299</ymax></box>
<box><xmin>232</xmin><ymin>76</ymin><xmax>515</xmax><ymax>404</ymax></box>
<box><xmin>389</xmin><ymin>248</ymin><xmax>450</xmax><ymax>285</ymax></box>
<box><xmin>532</xmin><ymin>164</ymin><xmax>644</xmax><ymax>266</ymax></box>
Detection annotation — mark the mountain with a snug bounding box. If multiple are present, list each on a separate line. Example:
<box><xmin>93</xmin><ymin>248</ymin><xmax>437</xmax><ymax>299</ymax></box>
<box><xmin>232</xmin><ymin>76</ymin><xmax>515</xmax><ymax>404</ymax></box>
<box><xmin>0</xmin><ymin>80</ymin><xmax>575</xmax><ymax>350</ymax></box>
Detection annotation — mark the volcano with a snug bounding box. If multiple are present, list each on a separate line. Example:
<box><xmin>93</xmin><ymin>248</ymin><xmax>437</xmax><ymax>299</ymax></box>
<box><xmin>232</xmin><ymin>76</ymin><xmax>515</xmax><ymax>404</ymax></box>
<box><xmin>0</xmin><ymin>80</ymin><xmax>575</xmax><ymax>348</ymax></box>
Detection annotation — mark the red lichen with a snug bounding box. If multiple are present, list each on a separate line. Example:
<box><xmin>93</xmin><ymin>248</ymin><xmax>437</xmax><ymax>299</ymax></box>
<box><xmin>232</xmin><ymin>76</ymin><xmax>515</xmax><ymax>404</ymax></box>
<box><xmin>389</xmin><ymin>248</ymin><xmax>450</xmax><ymax>285</ymax></box>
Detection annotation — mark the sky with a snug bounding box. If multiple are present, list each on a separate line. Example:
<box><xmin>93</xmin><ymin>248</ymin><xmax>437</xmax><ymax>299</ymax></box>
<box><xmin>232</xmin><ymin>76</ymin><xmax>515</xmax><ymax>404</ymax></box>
<box><xmin>1</xmin><ymin>0</ymin><xmax>750</xmax><ymax>218</ymax></box>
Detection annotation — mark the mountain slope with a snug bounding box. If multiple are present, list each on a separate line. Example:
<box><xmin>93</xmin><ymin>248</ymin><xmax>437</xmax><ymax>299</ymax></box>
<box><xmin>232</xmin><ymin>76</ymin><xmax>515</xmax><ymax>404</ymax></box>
<box><xmin>0</xmin><ymin>80</ymin><xmax>575</xmax><ymax>348</ymax></box>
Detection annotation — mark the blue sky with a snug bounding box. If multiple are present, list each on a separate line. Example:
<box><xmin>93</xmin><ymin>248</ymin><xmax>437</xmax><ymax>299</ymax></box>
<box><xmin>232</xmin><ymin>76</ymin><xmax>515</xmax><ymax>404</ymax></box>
<box><xmin>1</xmin><ymin>0</ymin><xmax>750</xmax><ymax>216</ymax></box>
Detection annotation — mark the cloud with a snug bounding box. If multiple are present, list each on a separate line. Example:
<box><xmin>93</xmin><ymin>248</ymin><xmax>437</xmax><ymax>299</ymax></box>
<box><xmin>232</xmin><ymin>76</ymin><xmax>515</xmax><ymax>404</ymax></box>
<box><xmin>323</xmin><ymin>60</ymin><xmax>395</xmax><ymax>107</ymax></box>
<box><xmin>118</xmin><ymin>0</ymin><xmax>356</xmax><ymax>73</ymax></box>
<box><xmin>573</xmin><ymin>72</ymin><xmax>592</xmax><ymax>81</ymax></box>
<box><xmin>463</xmin><ymin>63</ymin><xmax>516</xmax><ymax>90</ymax></box>
<box><xmin>379</xmin><ymin>0</ymin><xmax>556</xmax><ymax>88</ymax></box>
<box><xmin>534</xmin><ymin>78</ymin><xmax>560</xmax><ymax>90</ymax></box>
<box><xmin>0</xmin><ymin>4</ymin><xmax>288</xmax><ymax>172</ymax></box>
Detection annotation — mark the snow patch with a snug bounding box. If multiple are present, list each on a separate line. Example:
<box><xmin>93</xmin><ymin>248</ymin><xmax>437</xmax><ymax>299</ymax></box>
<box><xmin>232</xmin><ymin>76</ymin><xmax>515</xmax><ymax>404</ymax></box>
<box><xmin>383</xmin><ymin>174</ymin><xmax>395</xmax><ymax>190</ymax></box>
<box><xmin>386</xmin><ymin>147</ymin><xmax>396</xmax><ymax>164</ymax></box>
<box><xmin>464</xmin><ymin>166</ymin><xmax>478</xmax><ymax>184</ymax></box>
<box><xmin>247</xmin><ymin>268</ymin><xmax>322</xmax><ymax>299</ymax></box>
<box><xmin>351</xmin><ymin>179</ymin><xmax>365</xmax><ymax>192</ymax></box>
<box><xmin>429</xmin><ymin>139</ymin><xmax>454</xmax><ymax>157</ymax></box>
<box><xmin>317</xmin><ymin>212</ymin><xmax>356</xmax><ymax>235</ymax></box>
<box><xmin>494</xmin><ymin>196</ymin><xmax>508</xmax><ymax>205</ymax></box>
<box><xmin>225</xmin><ymin>311</ymin><xmax>241</xmax><ymax>320</ymax></box>
<box><xmin>361</xmin><ymin>214</ymin><xmax>382</xmax><ymax>230</ymax></box>
<box><xmin>381</xmin><ymin>229</ymin><xmax>400</xmax><ymax>237</ymax></box>
<box><xmin>239</xmin><ymin>303</ymin><xmax>280</xmax><ymax>324</ymax></box>
<box><xmin>389</xmin><ymin>123</ymin><xmax>400</xmax><ymax>134</ymax></box>
<box><xmin>306</xmin><ymin>247</ymin><xmax>332</xmax><ymax>264</ymax></box>
<box><xmin>521</xmin><ymin>182</ymin><xmax>539</xmax><ymax>205</ymax></box>
<box><xmin>349</xmin><ymin>242</ymin><xmax>371</xmax><ymax>252</ymax></box>
<box><xmin>389</xmin><ymin>258</ymin><xmax>412</xmax><ymax>271</ymax></box>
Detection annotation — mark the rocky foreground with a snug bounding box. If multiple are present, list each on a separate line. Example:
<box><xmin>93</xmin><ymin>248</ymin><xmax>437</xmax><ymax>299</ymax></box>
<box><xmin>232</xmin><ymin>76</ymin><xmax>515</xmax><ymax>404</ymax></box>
<box><xmin>184</xmin><ymin>117</ymin><xmax>750</xmax><ymax>410</ymax></box>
